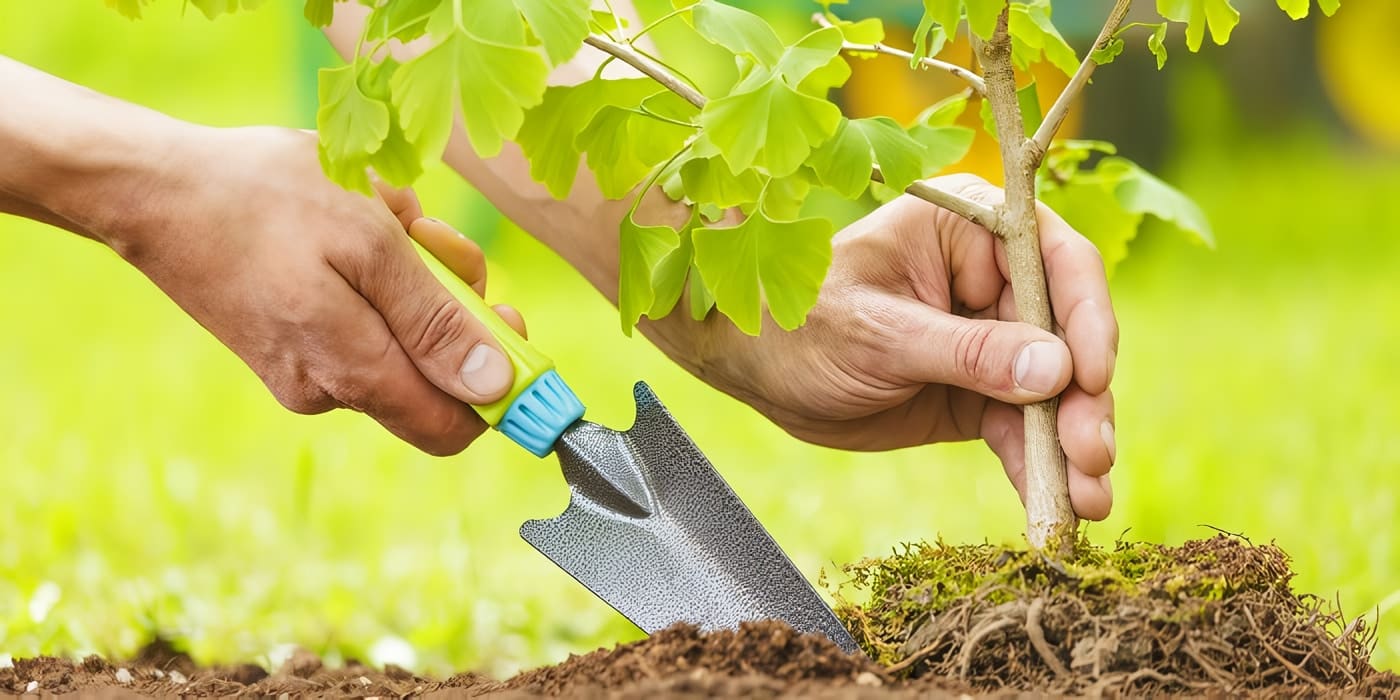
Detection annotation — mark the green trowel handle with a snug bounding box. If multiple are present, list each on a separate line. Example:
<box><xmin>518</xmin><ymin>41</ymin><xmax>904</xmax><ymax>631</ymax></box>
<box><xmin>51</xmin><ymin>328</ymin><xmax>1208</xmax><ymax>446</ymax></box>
<box><xmin>457</xmin><ymin>287</ymin><xmax>555</xmax><ymax>427</ymax></box>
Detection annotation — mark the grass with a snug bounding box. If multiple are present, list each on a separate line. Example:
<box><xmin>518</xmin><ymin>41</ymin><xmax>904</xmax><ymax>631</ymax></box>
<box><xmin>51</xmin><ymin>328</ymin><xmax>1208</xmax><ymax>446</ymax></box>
<box><xmin>1</xmin><ymin>0</ymin><xmax>1397</xmax><ymax>679</ymax></box>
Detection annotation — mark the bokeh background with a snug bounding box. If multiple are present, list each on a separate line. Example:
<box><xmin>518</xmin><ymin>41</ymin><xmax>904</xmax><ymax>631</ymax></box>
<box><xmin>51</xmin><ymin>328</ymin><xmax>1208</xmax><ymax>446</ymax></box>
<box><xmin>2</xmin><ymin>0</ymin><xmax>1398</xmax><ymax>677</ymax></box>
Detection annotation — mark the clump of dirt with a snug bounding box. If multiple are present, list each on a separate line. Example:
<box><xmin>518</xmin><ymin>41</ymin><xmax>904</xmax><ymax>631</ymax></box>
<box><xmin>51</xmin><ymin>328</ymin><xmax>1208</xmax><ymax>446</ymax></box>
<box><xmin>498</xmin><ymin>620</ymin><xmax>928</xmax><ymax>697</ymax></box>
<box><xmin>833</xmin><ymin>534</ymin><xmax>1400</xmax><ymax>696</ymax></box>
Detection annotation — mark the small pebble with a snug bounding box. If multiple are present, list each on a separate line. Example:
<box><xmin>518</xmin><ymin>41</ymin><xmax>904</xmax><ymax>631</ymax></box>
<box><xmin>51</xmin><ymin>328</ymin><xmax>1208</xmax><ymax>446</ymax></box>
<box><xmin>114</xmin><ymin>668</ymin><xmax>133</xmax><ymax>684</ymax></box>
<box><xmin>855</xmin><ymin>671</ymin><xmax>882</xmax><ymax>687</ymax></box>
<box><xmin>169</xmin><ymin>671</ymin><xmax>188</xmax><ymax>684</ymax></box>
<box><xmin>24</xmin><ymin>681</ymin><xmax>38</xmax><ymax>693</ymax></box>
<box><xmin>277</xmin><ymin>694</ymin><xmax>290</xmax><ymax>700</ymax></box>
<box><xmin>153</xmin><ymin>669</ymin><xmax>165</xmax><ymax>679</ymax></box>
<box><xmin>357</xmin><ymin>676</ymin><xmax>372</xmax><ymax>686</ymax></box>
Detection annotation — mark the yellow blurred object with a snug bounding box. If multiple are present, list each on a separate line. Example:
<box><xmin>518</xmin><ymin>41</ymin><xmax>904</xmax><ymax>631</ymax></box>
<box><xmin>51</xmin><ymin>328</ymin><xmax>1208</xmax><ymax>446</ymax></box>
<box><xmin>1318</xmin><ymin>0</ymin><xmax>1400</xmax><ymax>151</ymax></box>
<box><xmin>841</xmin><ymin>26</ymin><xmax>1075</xmax><ymax>186</ymax></box>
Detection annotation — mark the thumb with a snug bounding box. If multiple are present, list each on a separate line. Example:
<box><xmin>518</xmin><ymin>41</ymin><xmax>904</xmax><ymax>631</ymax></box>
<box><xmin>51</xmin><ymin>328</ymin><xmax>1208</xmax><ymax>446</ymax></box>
<box><xmin>896</xmin><ymin>308</ymin><xmax>1071</xmax><ymax>404</ymax></box>
<box><xmin>337</xmin><ymin>229</ymin><xmax>515</xmax><ymax>407</ymax></box>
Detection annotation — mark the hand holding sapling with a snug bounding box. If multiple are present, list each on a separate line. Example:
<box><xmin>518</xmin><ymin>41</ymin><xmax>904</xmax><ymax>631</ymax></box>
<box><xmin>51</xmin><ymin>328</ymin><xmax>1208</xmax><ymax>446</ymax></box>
<box><xmin>647</xmin><ymin>174</ymin><xmax>1116</xmax><ymax>521</ymax></box>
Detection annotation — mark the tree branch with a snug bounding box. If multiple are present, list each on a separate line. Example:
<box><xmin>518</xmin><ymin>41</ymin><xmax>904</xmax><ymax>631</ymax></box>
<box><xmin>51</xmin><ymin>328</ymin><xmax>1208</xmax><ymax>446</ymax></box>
<box><xmin>1029</xmin><ymin>0</ymin><xmax>1133</xmax><ymax>159</ymax></box>
<box><xmin>583</xmin><ymin>35</ymin><xmax>705</xmax><ymax>109</ymax></box>
<box><xmin>811</xmin><ymin>13</ymin><xmax>986</xmax><ymax>96</ymax></box>
<box><xmin>583</xmin><ymin>33</ymin><xmax>1000</xmax><ymax>230</ymax></box>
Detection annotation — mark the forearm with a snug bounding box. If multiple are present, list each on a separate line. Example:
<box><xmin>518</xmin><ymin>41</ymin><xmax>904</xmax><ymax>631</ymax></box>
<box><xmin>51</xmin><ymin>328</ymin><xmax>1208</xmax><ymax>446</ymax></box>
<box><xmin>0</xmin><ymin>55</ymin><xmax>196</xmax><ymax>254</ymax></box>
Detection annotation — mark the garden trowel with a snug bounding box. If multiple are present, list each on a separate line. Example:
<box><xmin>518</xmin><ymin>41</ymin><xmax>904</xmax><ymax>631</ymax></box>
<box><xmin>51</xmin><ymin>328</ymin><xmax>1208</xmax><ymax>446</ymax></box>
<box><xmin>455</xmin><ymin>289</ymin><xmax>858</xmax><ymax>654</ymax></box>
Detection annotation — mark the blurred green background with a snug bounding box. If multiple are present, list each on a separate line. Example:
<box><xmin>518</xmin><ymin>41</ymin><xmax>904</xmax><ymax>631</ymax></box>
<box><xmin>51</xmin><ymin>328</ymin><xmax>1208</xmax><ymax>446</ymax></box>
<box><xmin>2</xmin><ymin>0</ymin><xmax>1398</xmax><ymax>678</ymax></box>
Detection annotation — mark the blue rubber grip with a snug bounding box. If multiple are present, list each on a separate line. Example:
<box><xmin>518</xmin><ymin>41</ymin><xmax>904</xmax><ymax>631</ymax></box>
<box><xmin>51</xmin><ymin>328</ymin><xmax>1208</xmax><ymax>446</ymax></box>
<box><xmin>498</xmin><ymin>370</ymin><xmax>586</xmax><ymax>457</ymax></box>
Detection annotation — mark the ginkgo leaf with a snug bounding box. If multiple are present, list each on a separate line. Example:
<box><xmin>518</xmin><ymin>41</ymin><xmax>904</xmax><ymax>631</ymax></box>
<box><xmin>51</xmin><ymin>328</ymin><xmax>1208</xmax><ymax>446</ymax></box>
<box><xmin>358</xmin><ymin>58</ymin><xmax>423</xmax><ymax>187</ymax></box>
<box><xmin>824</xmin><ymin>14</ymin><xmax>884</xmax><ymax>44</ymax></box>
<box><xmin>1276</xmin><ymin>0</ymin><xmax>1341</xmax><ymax>19</ymax></box>
<box><xmin>1039</xmin><ymin>154</ymin><xmax>1213</xmax><ymax>275</ymax></box>
<box><xmin>679</xmin><ymin>156</ymin><xmax>766</xmax><ymax>208</ymax></box>
<box><xmin>920</xmin><ymin>0</ymin><xmax>1003</xmax><ymax>40</ymax></box>
<box><xmin>649</xmin><ymin>210</ymin><xmax>703</xmax><ymax>319</ymax></box>
<box><xmin>105</xmin><ymin>0</ymin><xmax>147</xmax><ymax>19</ymax></box>
<box><xmin>517</xmin><ymin>79</ymin><xmax>659</xmax><ymax>198</ymax></box>
<box><xmin>1009</xmin><ymin>2</ymin><xmax>1079</xmax><ymax>76</ymax></box>
<box><xmin>854</xmin><ymin>117</ymin><xmax>928</xmax><ymax>193</ymax></box>
<box><xmin>578</xmin><ymin>101</ymin><xmax>695</xmax><ymax>198</ymax></box>
<box><xmin>618</xmin><ymin>212</ymin><xmax>683</xmax><ymax>333</ymax></box>
<box><xmin>908</xmin><ymin>123</ymin><xmax>975</xmax><ymax>175</ymax></box>
<box><xmin>316</xmin><ymin>63</ymin><xmax>389</xmax><ymax>194</ymax></box>
<box><xmin>693</xmin><ymin>198</ymin><xmax>834</xmax><ymax>335</ymax></box>
<box><xmin>1040</xmin><ymin>175</ymin><xmax>1143</xmax><ymax>276</ymax></box>
<box><xmin>512</xmin><ymin>0</ymin><xmax>590</xmax><ymax>64</ymax></box>
<box><xmin>699</xmin><ymin>71</ymin><xmax>841</xmax><ymax>178</ymax></box>
<box><xmin>186</xmin><ymin>0</ymin><xmax>265</xmax><ymax>20</ymax></box>
<box><xmin>303</xmin><ymin>0</ymin><xmax>335</xmax><ymax>27</ymax></box>
<box><xmin>806</xmin><ymin>119</ymin><xmax>874</xmax><ymax>198</ymax></box>
<box><xmin>1101</xmin><ymin>157</ymin><xmax>1214</xmax><ymax>247</ymax></box>
<box><xmin>1091</xmin><ymin>38</ymin><xmax>1125</xmax><ymax>65</ymax></box>
<box><xmin>777</xmin><ymin>27</ymin><xmax>844</xmax><ymax>86</ymax></box>
<box><xmin>1157</xmin><ymin>0</ymin><xmax>1240</xmax><ymax>52</ymax></box>
<box><xmin>1148</xmin><ymin>22</ymin><xmax>1169</xmax><ymax>68</ymax></box>
<box><xmin>390</xmin><ymin>29</ymin><xmax>549</xmax><ymax>161</ymax></box>
<box><xmin>691</xmin><ymin>0</ymin><xmax>784</xmax><ymax>66</ymax></box>
<box><xmin>365</xmin><ymin>0</ymin><xmax>441</xmax><ymax>42</ymax></box>
<box><xmin>688</xmin><ymin>262</ymin><xmax>716</xmax><ymax>321</ymax></box>
<box><xmin>912</xmin><ymin>15</ymin><xmax>948</xmax><ymax>66</ymax></box>
<box><xmin>916</xmin><ymin>93</ymin><xmax>970</xmax><ymax>127</ymax></box>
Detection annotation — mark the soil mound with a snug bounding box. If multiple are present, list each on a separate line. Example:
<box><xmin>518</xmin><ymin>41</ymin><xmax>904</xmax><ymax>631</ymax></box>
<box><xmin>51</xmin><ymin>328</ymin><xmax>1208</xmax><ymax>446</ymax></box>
<box><xmin>3</xmin><ymin>536</ymin><xmax>1398</xmax><ymax>697</ymax></box>
<box><xmin>836</xmin><ymin>534</ymin><xmax>1400</xmax><ymax>696</ymax></box>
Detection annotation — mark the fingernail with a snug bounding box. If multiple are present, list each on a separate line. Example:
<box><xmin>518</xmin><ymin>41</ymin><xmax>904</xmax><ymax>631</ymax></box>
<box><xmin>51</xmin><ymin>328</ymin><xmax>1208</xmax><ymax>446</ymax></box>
<box><xmin>1013</xmin><ymin>341</ymin><xmax>1063</xmax><ymax>395</ymax></box>
<box><xmin>459</xmin><ymin>344</ymin><xmax>512</xmax><ymax>397</ymax></box>
<box><xmin>1100</xmin><ymin>420</ymin><xmax>1117</xmax><ymax>465</ymax></box>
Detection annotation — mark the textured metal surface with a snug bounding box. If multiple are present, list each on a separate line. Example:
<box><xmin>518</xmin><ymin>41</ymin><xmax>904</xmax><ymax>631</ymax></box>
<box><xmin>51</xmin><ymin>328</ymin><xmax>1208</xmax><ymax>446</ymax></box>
<box><xmin>520</xmin><ymin>382</ymin><xmax>859</xmax><ymax>654</ymax></box>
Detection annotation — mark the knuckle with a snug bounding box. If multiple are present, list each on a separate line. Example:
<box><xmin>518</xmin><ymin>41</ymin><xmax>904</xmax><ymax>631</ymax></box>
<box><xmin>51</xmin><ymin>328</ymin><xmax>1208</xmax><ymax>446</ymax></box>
<box><xmin>271</xmin><ymin>383</ymin><xmax>336</xmax><ymax>415</ymax></box>
<box><xmin>410</xmin><ymin>299</ymin><xmax>471</xmax><ymax>361</ymax></box>
<box><xmin>950</xmin><ymin>322</ymin><xmax>998</xmax><ymax>384</ymax></box>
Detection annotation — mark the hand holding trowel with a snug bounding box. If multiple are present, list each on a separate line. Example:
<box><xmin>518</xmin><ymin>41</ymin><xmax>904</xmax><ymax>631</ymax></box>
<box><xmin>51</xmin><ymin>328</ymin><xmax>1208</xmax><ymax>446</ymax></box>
<box><xmin>443</xmin><ymin>252</ymin><xmax>858</xmax><ymax>654</ymax></box>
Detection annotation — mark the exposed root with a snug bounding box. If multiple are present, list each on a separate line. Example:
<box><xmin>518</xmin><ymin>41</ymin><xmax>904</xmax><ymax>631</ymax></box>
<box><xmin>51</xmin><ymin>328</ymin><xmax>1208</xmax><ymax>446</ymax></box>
<box><xmin>833</xmin><ymin>535</ymin><xmax>1400</xmax><ymax>696</ymax></box>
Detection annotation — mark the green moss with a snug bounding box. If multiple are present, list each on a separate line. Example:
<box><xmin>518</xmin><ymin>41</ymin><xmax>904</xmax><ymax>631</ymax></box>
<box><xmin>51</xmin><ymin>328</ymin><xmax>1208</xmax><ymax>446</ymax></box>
<box><xmin>830</xmin><ymin>535</ymin><xmax>1296</xmax><ymax>665</ymax></box>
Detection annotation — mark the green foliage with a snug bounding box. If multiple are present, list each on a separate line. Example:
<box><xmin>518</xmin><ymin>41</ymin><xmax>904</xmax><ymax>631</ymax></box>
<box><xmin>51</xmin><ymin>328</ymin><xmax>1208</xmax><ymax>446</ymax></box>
<box><xmin>1276</xmin><ymin>0</ymin><xmax>1341</xmax><ymax>20</ymax></box>
<box><xmin>1008</xmin><ymin>1</ymin><xmax>1078</xmax><ymax>76</ymax></box>
<box><xmin>1039</xmin><ymin>142</ymin><xmax>1214</xmax><ymax>275</ymax></box>
<box><xmin>108</xmin><ymin>0</ymin><xmax>1335</xmax><ymax>335</ymax></box>
<box><xmin>1156</xmin><ymin>0</ymin><xmax>1241</xmax><ymax>52</ymax></box>
<box><xmin>693</xmin><ymin>196</ymin><xmax>833</xmax><ymax>334</ymax></box>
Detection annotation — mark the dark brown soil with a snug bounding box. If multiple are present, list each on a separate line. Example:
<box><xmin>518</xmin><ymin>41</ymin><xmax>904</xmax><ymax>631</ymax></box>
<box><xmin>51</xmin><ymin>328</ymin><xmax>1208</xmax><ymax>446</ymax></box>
<box><xmin>3</xmin><ymin>537</ymin><xmax>1398</xmax><ymax>697</ymax></box>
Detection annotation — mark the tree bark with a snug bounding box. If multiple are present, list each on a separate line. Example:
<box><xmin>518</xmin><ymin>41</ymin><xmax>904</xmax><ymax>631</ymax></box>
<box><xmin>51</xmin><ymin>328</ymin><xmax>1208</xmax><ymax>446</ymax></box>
<box><xmin>976</xmin><ymin>11</ymin><xmax>1076</xmax><ymax>555</ymax></box>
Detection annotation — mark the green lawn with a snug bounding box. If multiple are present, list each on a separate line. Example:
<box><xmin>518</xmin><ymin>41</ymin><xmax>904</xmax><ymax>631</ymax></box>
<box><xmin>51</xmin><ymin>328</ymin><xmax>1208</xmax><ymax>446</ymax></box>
<box><xmin>2</xmin><ymin>1</ymin><xmax>1397</xmax><ymax>678</ymax></box>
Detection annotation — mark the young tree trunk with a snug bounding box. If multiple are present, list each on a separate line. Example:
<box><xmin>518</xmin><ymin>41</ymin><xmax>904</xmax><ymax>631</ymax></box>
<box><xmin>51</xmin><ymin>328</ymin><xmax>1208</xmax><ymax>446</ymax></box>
<box><xmin>977</xmin><ymin>11</ymin><xmax>1077</xmax><ymax>556</ymax></box>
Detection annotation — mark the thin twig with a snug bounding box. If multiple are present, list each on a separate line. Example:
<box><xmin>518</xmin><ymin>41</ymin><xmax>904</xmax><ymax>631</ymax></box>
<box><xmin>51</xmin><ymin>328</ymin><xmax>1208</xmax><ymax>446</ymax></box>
<box><xmin>811</xmin><ymin>13</ymin><xmax>986</xmax><ymax>95</ymax></box>
<box><xmin>1029</xmin><ymin>0</ymin><xmax>1133</xmax><ymax>158</ymax></box>
<box><xmin>583</xmin><ymin>35</ymin><xmax>705</xmax><ymax>109</ymax></box>
<box><xmin>582</xmin><ymin>33</ymin><xmax>1000</xmax><ymax>231</ymax></box>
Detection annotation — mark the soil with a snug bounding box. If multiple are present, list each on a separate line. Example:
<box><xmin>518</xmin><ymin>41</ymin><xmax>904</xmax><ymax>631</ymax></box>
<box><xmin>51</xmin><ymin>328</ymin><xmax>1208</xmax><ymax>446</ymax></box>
<box><xmin>3</xmin><ymin>537</ymin><xmax>1398</xmax><ymax>698</ymax></box>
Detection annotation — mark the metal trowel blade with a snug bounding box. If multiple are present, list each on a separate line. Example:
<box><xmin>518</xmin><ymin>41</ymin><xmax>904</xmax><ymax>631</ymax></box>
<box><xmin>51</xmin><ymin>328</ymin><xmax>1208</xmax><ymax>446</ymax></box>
<box><xmin>519</xmin><ymin>382</ymin><xmax>859</xmax><ymax>654</ymax></box>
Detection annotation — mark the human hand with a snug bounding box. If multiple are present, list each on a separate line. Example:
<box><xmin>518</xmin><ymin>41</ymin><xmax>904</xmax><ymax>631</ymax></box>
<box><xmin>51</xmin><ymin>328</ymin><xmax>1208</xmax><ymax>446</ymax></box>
<box><xmin>101</xmin><ymin>126</ymin><xmax>524</xmax><ymax>455</ymax></box>
<box><xmin>668</xmin><ymin>175</ymin><xmax>1117</xmax><ymax>520</ymax></box>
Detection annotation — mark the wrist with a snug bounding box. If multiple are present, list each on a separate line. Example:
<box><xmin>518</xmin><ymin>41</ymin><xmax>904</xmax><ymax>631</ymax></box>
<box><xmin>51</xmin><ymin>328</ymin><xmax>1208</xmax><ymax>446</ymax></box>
<box><xmin>0</xmin><ymin>60</ymin><xmax>202</xmax><ymax>255</ymax></box>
